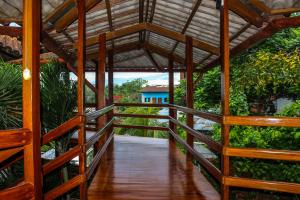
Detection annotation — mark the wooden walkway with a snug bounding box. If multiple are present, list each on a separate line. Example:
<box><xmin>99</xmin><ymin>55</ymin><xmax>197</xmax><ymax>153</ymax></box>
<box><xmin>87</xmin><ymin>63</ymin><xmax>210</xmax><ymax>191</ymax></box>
<box><xmin>88</xmin><ymin>136</ymin><xmax>220</xmax><ymax>200</ymax></box>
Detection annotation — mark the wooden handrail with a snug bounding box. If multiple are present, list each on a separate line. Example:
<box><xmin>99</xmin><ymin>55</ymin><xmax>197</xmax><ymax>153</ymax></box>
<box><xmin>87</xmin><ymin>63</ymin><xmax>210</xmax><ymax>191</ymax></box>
<box><xmin>42</xmin><ymin>146</ymin><xmax>81</xmax><ymax>175</ymax></box>
<box><xmin>0</xmin><ymin>182</ymin><xmax>34</xmax><ymax>199</ymax></box>
<box><xmin>224</xmin><ymin>176</ymin><xmax>300</xmax><ymax>195</ymax></box>
<box><xmin>114</xmin><ymin>103</ymin><xmax>170</xmax><ymax>107</ymax></box>
<box><xmin>169</xmin><ymin>129</ymin><xmax>222</xmax><ymax>182</ymax></box>
<box><xmin>224</xmin><ymin>147</ymin><xmax>300</xmax><ymax>161</ymax></box>
<box><xmin>170</xmin><ymin>104</ymin><xmax>222</xmax><ymax>123</ymax></box>
<box><xmin>0</xmin><ymin>129</ymin><xmax>31</xmax><ymax>149</ymax></box>
<box><xmin>86</xmin><ymin>105</ymin><xmax>114</xmax><ymax>121</ymax></box>
<box><xmin>169</xmin><ymin>117</ymin><xmax>222</xmax><ymax>153</ymax></box>
<box><xmin>0</xmin><ymin>151</ymin><xmax>23</xmax><ymax>171</ymax></box>
<box><xmin>223</xmin><ymin>116</ymin><xmax>300</xmax><ymax>127</ymax></box>
<box><xmin>42</xmin><ymin>116</ymin><xmax>83</xmax><ymax>145</ymax></box>
<box><xmin>86</xmin><ymin>118</ymin><xmax>114</xmax><ymax>149</ymax></box>
<box><xmin>0</xmin><ymin>147</ymin><xmax>23</xmax><ymax>163</ymax></box>
<box><xmin>86</xmin><ymin>132</ymin><xmax>114</xmax><ymax>179</ymax></box>
<box><xmin>114</xmin><ymin>113</ymin><xmax>170</xmax><ymax>119</ymax></box>
<box><xmin>44</xmin><ymin>175</ymin><xmax>84</xmax><ymax>200</ymax></box>
<box><xmin>113</xmin><ymin>124</ymin><xmax>169</xmax><ymax>131</ymax></box>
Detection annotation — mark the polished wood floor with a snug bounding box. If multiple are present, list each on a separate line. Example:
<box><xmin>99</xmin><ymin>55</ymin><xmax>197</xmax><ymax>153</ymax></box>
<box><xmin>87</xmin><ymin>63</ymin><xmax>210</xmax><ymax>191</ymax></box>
<box><xmin>88</xmin><ymin>136</ymin><xmax>220</xmax><ymax>200</ymax></box>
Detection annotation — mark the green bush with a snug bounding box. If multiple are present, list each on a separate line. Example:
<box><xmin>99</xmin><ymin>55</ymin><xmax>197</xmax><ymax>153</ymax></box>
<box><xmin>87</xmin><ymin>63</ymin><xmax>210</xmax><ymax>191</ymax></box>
<box><xmin>213</xmin><ymin>101</ymin><xmax>300</xmax><ymax>185</ymax></box>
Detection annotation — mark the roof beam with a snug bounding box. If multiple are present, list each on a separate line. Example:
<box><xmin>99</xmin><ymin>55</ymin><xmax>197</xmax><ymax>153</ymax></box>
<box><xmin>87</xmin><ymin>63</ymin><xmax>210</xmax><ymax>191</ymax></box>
<box><xmin>139</xmin><ymin>0</ymin><xmax>145</xmax><ymax>42</ymax></box>
<box><xmin>105</xmin><ymin>0</ymin><xmax>115</xmax><ymax>47</ymax></box>
<box><xmin>250</xmin><ymin>0</ymin><xmax>300</xmax><ymax>15</ymax></box>
<box><xmin>44</xmin><ymin>0</ymin><xmax>75</xmax><ymax>25</ymax></box>
<box><xmin>87</xmin><ymin>41</ymin><xmax>142</xmax><ymax>60</ymax></box>
<box><xmin>228</xmin><ymin>0</ymin><xmax>263</xmax><ymax>28</ymax></box>
<box><xmin>201</xmin><ymin>16</ymin><xmax>300</xmax><ymax>72</ymax></box>
<box><xmin>41</xmin><ymin>32</ymin><xmax>97</xmax><ymax>93</ymax></box>
<box><xmin>149</xmin><ymin>0</ymin><xmax>157</xmax><ymax>23</ymax></box>
<box><xmin>54</xmin><ymin>0</ymin><xmax>104</xmax><ymax>32</ymax></box>
<box><xmin>83</xmin><ymin>22</ymin><xmax>220</xmax><ymax>55</ymax></box>
<box><xmin>146</xmin><ymin>23</ymin><xmax>220</xmax><ymax>55</ymax></box>
<box><xmin>86</xmin><ymin>23</ymin><xmax>146</xmax><ymax>46</ymax></box>
<box><xmin>145</xmin><ymin>49</ymin><xmax>162</xmax><ymax>71</ymax></box>
<box><xmin>170</xmin><ymin>0</ymin><xmax>203</xmax><ymax>54</ymax></box>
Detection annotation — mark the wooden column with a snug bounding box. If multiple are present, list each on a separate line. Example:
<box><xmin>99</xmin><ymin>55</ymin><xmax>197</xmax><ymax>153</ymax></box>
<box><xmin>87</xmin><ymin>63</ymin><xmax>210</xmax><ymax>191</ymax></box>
<box><xmin>77</xmin><ymin>0</ymin><xmax>87</xmax><ymax>199</ymax></box>
<box><xmin>22</xmin><ymin>0</ymin><xmax>42</xmax><ymax>198</ymax></box>
<box><xmin>220</xmin><ymin>0</ymin><xmax>230</xmax><ymax>199</ymax></box>
<box><xmin>108</xmin><ymin>50</ymin><xmax>114</xmax><ymax>106</ymax></box>
<box><xmin>96</xmin><ymin>33</ymin><xmax>106</xmax><ymax>149</ymax></box>
<box><xmin>169</xmin><ymin>57</ymin><xmax>176</xmax><ymax>139</ymax></box>
<box><xmin>107</xmin><ymin>50</ymin><xmax>114</xmax><ymax>142</ymax></box>
<box><xmin>186</xmin><ymin>36</ymin><xmax>194</xmax><ymax>161</ymax></box>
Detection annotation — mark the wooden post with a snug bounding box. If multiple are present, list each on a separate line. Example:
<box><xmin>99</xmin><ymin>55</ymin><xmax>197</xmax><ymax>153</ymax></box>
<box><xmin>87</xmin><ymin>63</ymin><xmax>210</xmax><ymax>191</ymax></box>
<box><xmin>108</xmin><ymin>50</ymin><xmax>114</xmax><ymax>107</ymax></box>
<box><xmin>186</xmin><ymin>36</ymin><xmax>194</xmax><ymax>161</ymax></box>
<box><xmin>220</xmin><ymin>0</ymin><xmax>230</xmax><ymax>199</ymax></box>
<box><xmin>22</xmin><ymin>0</ymin><xmax>42</xmax><ymax>198</ymax></box>
<box><xmin>108</xmin><ymin>50</ymin><xmax>114</xmax><ymax>137</ymax></box>
<box><xmin>96</xmin><ymin>33</ymin><xmax>107</xmax><ymax>150</ymax></box>
<box><xmin>169</xmin><ymin>57</ymin><xmax>176</xmax><ymax>141</ymax></box>
<box><xmin>77</xmin><ymin>0</ymin><xmax>87</xmax><ymax>199</ymax></box>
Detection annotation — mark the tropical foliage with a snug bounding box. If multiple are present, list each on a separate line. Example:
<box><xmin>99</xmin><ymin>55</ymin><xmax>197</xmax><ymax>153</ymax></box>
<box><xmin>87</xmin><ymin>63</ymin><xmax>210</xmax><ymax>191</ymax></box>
<box><xmin>0</xmin><ymin>61</ymin><xmax>22</xmax><ymax>129</ymax></box>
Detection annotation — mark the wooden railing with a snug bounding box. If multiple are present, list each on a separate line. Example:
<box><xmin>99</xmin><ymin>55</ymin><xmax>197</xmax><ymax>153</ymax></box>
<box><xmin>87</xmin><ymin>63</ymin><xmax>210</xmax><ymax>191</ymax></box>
<box><xmin>1</xmin><ymin>103</ymin><xmax>300</xmax><ymax>199</ymax></box>
<box><xmin>168</xmin><ymin>105</ymin><xmax>223</xmax><ymax>182</ymax></box>
<box><xmin>0</xmin><ymin>129</ymin><xmax>34</xmax><ymax>199</ymax></box>
<box><xmin>113</xmin><ymin>103</ymin><xmax>170</xmax><ymax>132</ymax></box>
<box><xmin>221</xmin><ymin>115</ymin><xmax>300</xmax><ymax>195</ymax></box>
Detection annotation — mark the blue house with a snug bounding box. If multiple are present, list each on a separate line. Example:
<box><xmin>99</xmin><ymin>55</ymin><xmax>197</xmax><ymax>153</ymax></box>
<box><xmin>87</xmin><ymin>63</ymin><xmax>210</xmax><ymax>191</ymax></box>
<box><xmin>141</xmin><ymin>86</ymin><xmax>169</xmax><ymax>104</ymax></box>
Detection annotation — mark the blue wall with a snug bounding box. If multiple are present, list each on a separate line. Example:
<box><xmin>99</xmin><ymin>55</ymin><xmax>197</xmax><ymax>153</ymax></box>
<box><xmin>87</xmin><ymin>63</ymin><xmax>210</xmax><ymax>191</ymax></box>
<box><xmin>141</xmin><ymin>92</ymin><xmax>169</xmax><ymax>104</ymax></box>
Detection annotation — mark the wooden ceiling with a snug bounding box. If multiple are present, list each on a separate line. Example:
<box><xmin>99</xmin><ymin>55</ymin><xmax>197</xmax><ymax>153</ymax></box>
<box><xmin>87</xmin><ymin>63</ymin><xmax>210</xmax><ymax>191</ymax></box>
<box><xmin>0</xmin><ymin>0</ymin><xmax>300</xmax><ymax>72</ymax></box>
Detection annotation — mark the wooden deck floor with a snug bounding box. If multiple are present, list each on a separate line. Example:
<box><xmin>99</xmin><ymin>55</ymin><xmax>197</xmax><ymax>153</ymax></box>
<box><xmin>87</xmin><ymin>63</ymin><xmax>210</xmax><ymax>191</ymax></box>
<box><xmin>88</xmin><ymin>136</ymin><xmax>220</xmax><ymax>200</ymax></box>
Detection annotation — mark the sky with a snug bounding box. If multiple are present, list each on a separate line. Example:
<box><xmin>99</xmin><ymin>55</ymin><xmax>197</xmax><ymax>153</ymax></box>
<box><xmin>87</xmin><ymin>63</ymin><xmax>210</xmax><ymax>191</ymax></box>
<box><xmin>73</xmin><ymin>72</ymin><xmax>181</xmax><ymax>86</ymax></box>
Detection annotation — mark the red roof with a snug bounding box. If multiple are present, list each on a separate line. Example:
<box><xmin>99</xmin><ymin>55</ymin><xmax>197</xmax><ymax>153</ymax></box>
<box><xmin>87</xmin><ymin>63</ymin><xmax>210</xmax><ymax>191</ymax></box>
<box><xmin>142</xmin><ymin>86</ymin><xmax>169</xmax><ymax>93</ymax></box>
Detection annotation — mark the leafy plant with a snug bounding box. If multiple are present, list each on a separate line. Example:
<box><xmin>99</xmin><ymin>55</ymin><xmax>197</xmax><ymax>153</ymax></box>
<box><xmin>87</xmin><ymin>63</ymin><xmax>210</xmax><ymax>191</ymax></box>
<box><xmin>0</xmin><ymin>60</ymin><xmax>22</xmax><ymax>129</ymax></box>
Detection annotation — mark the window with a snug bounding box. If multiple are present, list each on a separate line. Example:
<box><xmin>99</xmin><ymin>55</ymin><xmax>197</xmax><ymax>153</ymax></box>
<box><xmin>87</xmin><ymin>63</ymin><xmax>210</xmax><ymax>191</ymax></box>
<box><xmin>144</xmin><ymin>98</ymin><xmax>150</xmax><ymax>102</ymax></box>
<box><xmin>164</xmin><ymin>98</ymin><xmax>168</xmax><ymax>102</ymax></box>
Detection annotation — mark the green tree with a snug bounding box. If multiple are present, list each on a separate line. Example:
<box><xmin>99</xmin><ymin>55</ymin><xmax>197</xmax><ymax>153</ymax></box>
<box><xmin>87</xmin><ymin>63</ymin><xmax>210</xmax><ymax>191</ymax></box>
<box><xmin>113</xmin><ymin>78</ymin><xmax>147</xmax><ymax>103</ymax></box>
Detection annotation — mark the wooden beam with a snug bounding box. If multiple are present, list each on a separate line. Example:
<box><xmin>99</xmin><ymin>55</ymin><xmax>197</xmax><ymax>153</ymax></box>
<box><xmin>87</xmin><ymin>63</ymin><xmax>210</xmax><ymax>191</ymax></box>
<box><xmin>149</xmin><ymin>0</ymin><xmax>156</xmax><ymax>23</ymax></box>
<box><xmin>250</xmin><ymin>0</ymin><xmax>300</xmax><ymax>15</ymax></box>
<box><xmin>83</xmin><ymin>22</ymin><xmax>220</xmax><ymax>55</ymax></box>
<box><xmin>228</xmin><ymin>0</ymin><xmax>263</xmax><ymax>28</ymax></box>
<box><xmin>0</xmin><ymin>26</ymin><xmax>22</xmax><ymax>38</ymax></box>
<box><xmin>22</xmin><ymin>0</ymin><xmax>42</xmax><ymax>198</ymax></box>
<box><xmin>146</xmin><ymin>23</ymin><xmax>220</xmax><ymax>55</ymax></box>
<box><xmin>41</xmin><ymin>32</ymin><xmax>97</xmax><ymax>93</ymax></box>
<box><xmin>85</xmin><ymin>23</ymin><xmax>146</xmax><ymax>46</ymax></box>
<box><xmin>144</xmin><ymin>42</ymin><xmax>196</xmax><ymax>67</ymax></box>
<box><xmin>105</xmin><ymin>0</ymin><xmax>114</xmax><ymax>47</ymax></box>
<box><xmin>108</xmin><ymin>50</ymin><xmax>114</xmax><ymax>105</ymax></box>
<box><xmin>185</xmin><ymin>36</ymin><xmax>194</xmax><ymax>161</ymax></box>
<box><xmin>44</xmin><ymin>0</ymin><xmax>75</xmax><ymax>25</ymax></box>
<box><xmin>54</xmin><ymin>0</ymin><xmax>104</xmax><ymax>32</ymax></box>
<box><xmin>77</xmin><ymin>0</ymin><xmax>87</xmax><ymax>199</ymax></box>
<box><xmin>95</xmin><ymin>33</ymin><xmax>107</xmax><ymax>152</ymax></box>
<box><xmin>139</xmin><ymin>0</ymin><xmax>145</xmax><ymax>42</ymax></box>
<box><xmin>170</xmin><ymin>0</ymin><xmax>203</xmax><ymax>54</ymax></box>
<box><xmin>168</xmin><ymin>57</ymin><xmax>176</xmax><ymax>138</ymax></box>
<box><xmin>87</xmin><ymin>41</ymin><xmax>142</xmax><ymax>60</ymax></box>
<box><xmin>202</xmin><ymin>16</ymin><xmax>300</xmax><ymax>72</ymax></box>
<box><xmin>220</xmin><ymin>0</ymin><xmax>230</xmax><ymax>199</ymax></box>
<box><xmin>145</xmin><ymin>49</ymin><xmax>161</xmax><ymax>71</ymax></box>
